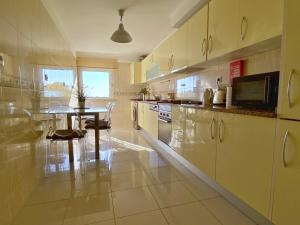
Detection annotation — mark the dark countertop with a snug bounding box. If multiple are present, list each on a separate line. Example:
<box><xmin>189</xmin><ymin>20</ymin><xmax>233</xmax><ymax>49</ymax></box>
<box><xmin>179</xmin><ymin>104</ymin><xmax>277</xmax><ymax>118</ymax></box>
<box><xmin>131</xmin><ymin>99</ymin><xmax>276</xmax><ymax>118</ymax></box>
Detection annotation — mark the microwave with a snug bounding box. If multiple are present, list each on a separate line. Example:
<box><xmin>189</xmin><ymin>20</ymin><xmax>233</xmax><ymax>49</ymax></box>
<box><xmin>232</xmin><ymin>71</ymin><xmax>279</xmax><ymax>110</ymax></box>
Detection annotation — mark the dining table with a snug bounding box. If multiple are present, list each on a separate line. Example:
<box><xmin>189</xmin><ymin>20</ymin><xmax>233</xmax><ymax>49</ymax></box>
<box><xmin>37</xmin><ymin>106</ymin><xmax>108</xmax><ymax>162</ymax></box>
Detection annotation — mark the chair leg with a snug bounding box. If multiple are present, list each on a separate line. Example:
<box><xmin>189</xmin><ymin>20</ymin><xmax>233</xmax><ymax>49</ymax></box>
<box><xmin>107</xmin><ymin>129</ymin><xmax>112</xmax><ymax>149</ymax></box>
<box><xmin>79</xmin><ymin>138</ymin><xmax>87</xmax><ymax>176</ymax></box>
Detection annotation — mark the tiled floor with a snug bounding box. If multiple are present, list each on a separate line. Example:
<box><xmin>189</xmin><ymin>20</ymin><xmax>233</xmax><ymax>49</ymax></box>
<box><xmin>12</xmin><ymin>128</ymin><xmax>257</xmax><ymax>225</ymax></box>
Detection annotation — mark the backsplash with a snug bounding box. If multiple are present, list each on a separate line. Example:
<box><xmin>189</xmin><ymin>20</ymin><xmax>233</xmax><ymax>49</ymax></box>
<box><xmin>148</xmin><ymin>49</ymin><xmax>281</xmax><ymax>101</ymax></box>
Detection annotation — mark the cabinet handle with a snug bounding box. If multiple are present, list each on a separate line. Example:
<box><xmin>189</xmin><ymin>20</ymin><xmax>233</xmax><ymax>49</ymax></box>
<box><xmin>218</xmin><ymin>119</ymin><xmax>223</xmax><ymax>143</ymax></box>
<box><xmin>202</xmin><ymin>38</ymin><xmax>207</xmax><ymax>56</ymax></box>
<box><xmin>282</xmin><ymin>130</ymin><xmax>289</xmax><ymax>168</ymax></box>
<box><xmin>208</xmin><ymin>35</ymin><xmax>213</xmax><ymax>54</ymax></box>
<box><xmin>240</xmin><ymin>16</ymin><xmax>247</xmax><ymax>41</ymax></box>
<box><xmin>287</xmin><ymin>69</ymin><xmax>294</xmax><ymax>108</ymax></box>
<box><xmin>210</xmin><ymin>118</ymin><xmax>216</xmax><ymax>140</ymax></box>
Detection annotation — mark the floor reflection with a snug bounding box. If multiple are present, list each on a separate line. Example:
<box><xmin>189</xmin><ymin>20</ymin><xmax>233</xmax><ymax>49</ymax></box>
<box><xmin>12</xmin><ymin>128</ymin><xmax>256</xmax><ymax>225</ymax></box>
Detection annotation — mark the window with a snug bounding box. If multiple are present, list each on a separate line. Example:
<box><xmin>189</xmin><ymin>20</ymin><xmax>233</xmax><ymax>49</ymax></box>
<box><xmin>80</xmin><ymin>69</ymin><xmax>111</xmax><ymax>98</ymax></box>
<box><xmin>41</xmin><ymin>67</ymin><xmax>75</xmax><ymax>98</ymax></box>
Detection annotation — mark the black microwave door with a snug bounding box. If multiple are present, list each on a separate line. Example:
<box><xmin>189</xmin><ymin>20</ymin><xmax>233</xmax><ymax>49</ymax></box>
<box><xmin>232</xmin><ymin>72</ymin><xmax>279</xmax><ymax>110</ymax></box>
<box><xmin>232</xmin><ymin>77</ymin><xmax>267</xmax><ymax>107</ymax></box>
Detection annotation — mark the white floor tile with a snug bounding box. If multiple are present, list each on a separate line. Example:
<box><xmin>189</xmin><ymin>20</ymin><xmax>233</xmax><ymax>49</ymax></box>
<box><xmin>116</xmin><ymin>210</ymin><xmax>168</xmax><ymax>225</ymax></box>
<box><xmin>112</xmin><ymin>187</ymin><xmax>159</xmax><ymax>218</ymax></box>
<box><xmin>63</xmin><ymin>194</ymin><xmax>114</xmax><ymax>225</ymax></box>
<box><xmin>181</xmin><ymin>178</ymin><xmax>219</xmax><ymax>200</ymax></box>
<box><xmin>148</xmin><ymin>181</ymin><xmax>197</xmax><ymax>208</ymax></box>
<box><xmin>202</xmin><ymin>197</ymin><xmax>256</xmax><ymax>225</ymax></box>
<box><xmin>162</xmin><ymin>202</ymin><xmax>221</xmax><ymax>225</ymax></box>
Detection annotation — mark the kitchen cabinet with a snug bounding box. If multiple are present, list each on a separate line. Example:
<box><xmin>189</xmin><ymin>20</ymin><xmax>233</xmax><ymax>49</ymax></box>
<box><xmin>278</xmin><ymin>0</ymin><xmax>300</xmax><ymax>121</ymax></box>
<box><xmin>272</xmin><ymin>119</ymin><xmax>300</xmax><ymax>225</ymax></box>
<box><xmin>170</xmin><ymin>105</ymin><xmax>186</xmax><ymax>156</ymax></box>
<box><xmin>155</xmin><ymin>39</ymin><xmax>172</xmax><ymax>75</ymax></box>
<box><xmin>143</xmin><ymin>105</ymin><xmax>158</xmax><ymax>138</ymax></box>
<box><xmin>138</xmin><ymin>102</ymin><xmax>145</xmax><ymax>128</ymax></box>
<box><xmin>216</xmin><ymin>113</ymin><xmax>276</xmax><ymax>217</ymax></box>
<box><xmin>207</xmin><ymin>0</ymin><xmax>239</xmax><ymax>60</ymax></box>
<box><xmin>238</xmin><ymin>0</ymin><xmax>283</xmax><ymax>48</ymax></box>
<box><xmin>170</xmin><ymin>23</ymin><xmax>188</xmax><ymax>71</ymax></box>
<box><xmin>187</xmin><ymin>4</ymin><xmax>208</xmax><ymax>66</ymax></box>
<box><xmin>130</xmin><ymin>62</ymin><xmax>142</xmax><ymax>84</ymax></box>
<box><xmin>184</xmin><ymin>108</ymin><xmax>217</xmax><ymax>179</ymax></box>
<box><xmin>141</xmin><ymin>53</ymin><xmax>157</xmax><ymax>82</ymax></box>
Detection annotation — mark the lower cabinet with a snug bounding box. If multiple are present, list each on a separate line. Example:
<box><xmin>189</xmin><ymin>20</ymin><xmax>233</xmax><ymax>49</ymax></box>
<box><xmin>138</xmin><ymin>102</ymin><xmax>145</xmax><ymax>128</ymax></box>
<box><xmin>272</xmin><ymin>119</ymin><xmax>300</xmax><ymax>225</ymax></box>
<box><xmin>184</xmin><ymin>108</ymin><xmax>217</xmax><ymax>179</ymax></box>
<box><xmin>138</xmin><ymin>102</ymin><xmax>158</xmax><ymax>138</ymax></box>
<box><xmin>170</xmin><ymin>105</ymin><xmax>186</xmax><ymax>155</ymax></box>
<box><xmin>143</xmin><ymin>105</ymin><xmax>158</xmax><ymax>139</ymax></box>
<box><xmin>216</xmin><ymin>113</ymin><xmax>276</xmax><ymax>218</ymax></box>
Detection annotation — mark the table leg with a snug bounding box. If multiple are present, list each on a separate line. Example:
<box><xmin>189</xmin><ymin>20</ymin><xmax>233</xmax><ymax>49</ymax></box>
<box><xmin>67</xmin><ymin>114</ymin><xmax>74</xmax><ymax>162</ymax></box>
<box><xmin>95</xmin><ymin>113</ymin><xmax>100</xmax><ymax>159</ymax></box>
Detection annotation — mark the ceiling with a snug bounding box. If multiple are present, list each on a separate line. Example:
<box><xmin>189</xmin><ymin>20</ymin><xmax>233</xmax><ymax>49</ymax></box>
<box><xmin>42</xmin><ymin>0</ymin><xmax>207</xmax><ymax>62</ymax></box>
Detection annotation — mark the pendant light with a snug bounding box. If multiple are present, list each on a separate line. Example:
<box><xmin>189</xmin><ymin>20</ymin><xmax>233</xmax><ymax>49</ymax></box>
<box><xmin>111</xmin><ymin>9</ymin><xmax>132</xmax><ymax>43</ymax></box>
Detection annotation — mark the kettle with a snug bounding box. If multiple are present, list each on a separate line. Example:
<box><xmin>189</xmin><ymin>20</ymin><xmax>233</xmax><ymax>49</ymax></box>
<box><xmin>203</xmin><ymin>88</ymin><xmax>213</xmax><ymax>107</ymax></box>
<box><xmin>213</xmin><ymin>89</ymin><xmax>226</xmax><ymax>104</ymax></box>
<box><xmin>213</xmin><ymin>78</ymin><xmax>226</xmax><ymax>105</ymax></box>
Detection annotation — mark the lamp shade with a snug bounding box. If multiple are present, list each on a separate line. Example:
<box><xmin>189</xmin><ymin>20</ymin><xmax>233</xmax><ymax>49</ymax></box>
<box><xmin>111</xmin><ymin>23</ymin><xmax>132</xmax><ymax>43</ymax></box>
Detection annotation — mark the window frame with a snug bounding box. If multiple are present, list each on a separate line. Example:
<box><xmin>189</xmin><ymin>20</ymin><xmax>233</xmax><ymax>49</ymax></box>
<box><xmin>78</xmin><ymin>67</ymin><xmax>113</xmax><ymax>100</ymax></box>
<box><xmin>39</xmin><ymin>65</ymin><xmax>76</xmax><ymax>99</ymax></box>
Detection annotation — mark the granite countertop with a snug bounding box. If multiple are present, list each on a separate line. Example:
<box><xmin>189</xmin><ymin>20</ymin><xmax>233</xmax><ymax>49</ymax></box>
<box><xmin>131</xmin><ymin>99</ymin><xmax>276</xmax><ymax>118</ymax></box>
<box><xmin>179</xmin><ymin>104</ymin><xmax>277</xmax><ymax>118</ymax></box>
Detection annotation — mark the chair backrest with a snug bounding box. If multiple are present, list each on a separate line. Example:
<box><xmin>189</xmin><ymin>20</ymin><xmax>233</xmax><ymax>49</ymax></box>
<box><xmin>47</xmin><ymin>105</ymin><xmax>81</xmax><ymax>131</ymax></box>
<box><xmin>105</xmin><ymin>102</ymin><xmax>115</xmax><ymax>126</ymax></box>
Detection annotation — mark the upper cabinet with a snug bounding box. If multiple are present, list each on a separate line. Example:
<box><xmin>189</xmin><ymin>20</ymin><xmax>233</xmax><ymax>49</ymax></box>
<box><xmin>207</xmin><ymin>0</ymin><xmax>239</xmax><ymax>60</ymax></box>
<box><xmin>140</xmin><ymin>0</ymin><xmax>283</xmax><ymax>82</ymax></box>
<box><xmin>170</xmin><ymin>23</ymin><xmax>188</xmax><ymax>71</ymax></box>
<box><xmin>130</xmin><ymin>62</ymin><xmax>142</xmax><ymax>84</ymax></box>
<box><xmin>278</xmin><ymin>0</ymin><xmax>300</xmax><ymax>121</ymax></box>
<box><xmin>187</xmin><ymin>4</ymin><xmax>208</xmax><ymax>66</ymax></box>
<box><xmin>155</xmin><ymin>38</ymin><xmax>172</xmax><ymax>75</ymax></box>
<box><xmin>238</xmin><ymin>0</ymin><xmax>284</xmax><ymax>48</ymax></box>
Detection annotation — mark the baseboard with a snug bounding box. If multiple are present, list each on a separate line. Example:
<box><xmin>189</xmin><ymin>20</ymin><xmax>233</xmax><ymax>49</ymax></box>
<box><xmin>140</xmin><ymin>129</ymin><xmax>274</xmax><ymax>225</ymax></box>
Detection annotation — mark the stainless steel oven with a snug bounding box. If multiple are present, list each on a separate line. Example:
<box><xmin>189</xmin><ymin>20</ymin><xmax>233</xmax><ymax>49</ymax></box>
<box><xmin>158</xmin><ymin>103</ymin><xmax>172</xmax><ymax>145</ymax></box>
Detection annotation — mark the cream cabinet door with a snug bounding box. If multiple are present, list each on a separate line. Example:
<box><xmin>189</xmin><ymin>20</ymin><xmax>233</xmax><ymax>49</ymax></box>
<box><xmin>278</xmin><ymin>0</ymin><xmax>300</xmax><ymax>121</ymax></box>
<box><xmin>170</xmin><ymin>105</ymin><xmax>186</xmax><ymax>156</ymax></box>
<box><xmin>155</xmin><ymin>38</ymin><xmax>172</xmax><ymax>75</ymax></box>
<box><xmin>238</xmin><ymin>0</ymin><xmax>283</xmax><ymax>48</ymax></box>
<box><xmin>207</xmin><ymin>0</ymin><xmax>239</xmax><ymax>60</ymax></box>
<box><xmin>130</xmin><ymin>62</ymin><xmax>142</xmax><ymax>84</ymax></box>
<box><xmin>272</xmin><ymin>119</ymin><xmax>300</xmax><ymax>225</ymax></box>
<box><xmin>216</xmin><ymin>113</ymin><xmax>276</xmax><ymax>218</ymax></box>
<box><xmin>184</xmin><ymin>109</ymin><xmax>217</xmax><ymax>179</ymax></box>
<box><xmin>171</xmin><ymin>23</ymin><xmax>188</xmax><ymax>71</ymax></box>
<box><xmin>144</xmin><ymin>106</ymin><xmax>158</xmax><ymax>139</ymax></box>
<box><xmin>187</xmin><ymin>4</ymin><xmax>208</xmax><ymax>66</ymax></box>
<box><xmin>138</xmin><ymin>102</ymin><xmax>144</xmax><ymax>128</ymax></box>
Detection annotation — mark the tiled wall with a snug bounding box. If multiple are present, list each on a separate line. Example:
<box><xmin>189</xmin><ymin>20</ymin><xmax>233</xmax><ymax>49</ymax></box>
<box><xmin>149</xmin><ymin>49</ymin><xmax>281</xmax><ymax>101</ymax></box>
<box><xmin>0</xmin><ymin>0</ymin><xmax>75</xmax><ymax>224</ymax></box>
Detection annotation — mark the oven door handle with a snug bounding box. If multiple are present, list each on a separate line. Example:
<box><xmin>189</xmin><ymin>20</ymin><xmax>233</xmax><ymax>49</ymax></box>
<box><xmin>158</xmin><ymin>118</ymin><xmax>171</xmax><ymax>123</ymax></box>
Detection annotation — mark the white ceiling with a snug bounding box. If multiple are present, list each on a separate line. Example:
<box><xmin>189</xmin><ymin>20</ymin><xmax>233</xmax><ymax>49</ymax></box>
<box><xmin>42</xmin><ymin>0</ymin><xmax>207</xmax><ymax>62</ymax></box>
